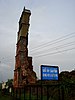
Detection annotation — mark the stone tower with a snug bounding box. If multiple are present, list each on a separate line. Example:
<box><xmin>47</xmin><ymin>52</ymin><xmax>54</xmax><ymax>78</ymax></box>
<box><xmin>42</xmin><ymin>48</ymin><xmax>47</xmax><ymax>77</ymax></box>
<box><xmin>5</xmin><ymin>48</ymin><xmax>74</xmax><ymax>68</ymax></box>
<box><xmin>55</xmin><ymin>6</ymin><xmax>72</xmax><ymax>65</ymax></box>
<box><xmin>13</xmin><ymin>7</ymin><xmax>37</xmax><ymax>88</ymax></box>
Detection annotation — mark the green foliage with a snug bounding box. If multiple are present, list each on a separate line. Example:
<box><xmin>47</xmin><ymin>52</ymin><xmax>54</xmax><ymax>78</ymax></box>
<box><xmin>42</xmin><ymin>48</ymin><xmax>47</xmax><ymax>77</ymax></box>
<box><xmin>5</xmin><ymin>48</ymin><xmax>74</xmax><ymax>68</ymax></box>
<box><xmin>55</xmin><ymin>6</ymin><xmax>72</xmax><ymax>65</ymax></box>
<box><xmin>6</xmin><ymin>79</ymin><xmax>13</xmax><ymax>87</ymax></box>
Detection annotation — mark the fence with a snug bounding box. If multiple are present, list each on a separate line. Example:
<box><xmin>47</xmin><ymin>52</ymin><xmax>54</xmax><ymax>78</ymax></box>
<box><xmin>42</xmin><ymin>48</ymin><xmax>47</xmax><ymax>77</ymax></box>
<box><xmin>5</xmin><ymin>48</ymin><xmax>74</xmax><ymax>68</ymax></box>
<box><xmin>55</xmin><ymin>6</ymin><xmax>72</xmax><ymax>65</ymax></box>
<box><xmin>11</xmin><ymin>83</ymin><xmax>75</xmax><ymax>100</ymax></box>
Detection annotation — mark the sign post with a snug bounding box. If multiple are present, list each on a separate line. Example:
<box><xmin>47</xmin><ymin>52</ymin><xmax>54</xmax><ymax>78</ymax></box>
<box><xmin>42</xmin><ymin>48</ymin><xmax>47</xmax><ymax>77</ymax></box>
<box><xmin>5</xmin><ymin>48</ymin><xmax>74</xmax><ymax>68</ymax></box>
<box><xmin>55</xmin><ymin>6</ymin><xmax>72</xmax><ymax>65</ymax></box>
<box><xmin>40</xmin><ymin>65</ymin><xmax>60</xmax><ymax>100</ymax></box>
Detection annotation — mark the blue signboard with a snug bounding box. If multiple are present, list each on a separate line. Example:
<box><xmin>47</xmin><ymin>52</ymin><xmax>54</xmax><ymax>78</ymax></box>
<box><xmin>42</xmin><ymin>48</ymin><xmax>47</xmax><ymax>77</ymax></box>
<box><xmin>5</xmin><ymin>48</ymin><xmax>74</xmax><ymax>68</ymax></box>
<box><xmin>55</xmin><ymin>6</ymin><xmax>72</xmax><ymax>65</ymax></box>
<box><xmin>41</xmin><ymin>65</ymin><xmax>59</xmax><ymax>80</ymax></box>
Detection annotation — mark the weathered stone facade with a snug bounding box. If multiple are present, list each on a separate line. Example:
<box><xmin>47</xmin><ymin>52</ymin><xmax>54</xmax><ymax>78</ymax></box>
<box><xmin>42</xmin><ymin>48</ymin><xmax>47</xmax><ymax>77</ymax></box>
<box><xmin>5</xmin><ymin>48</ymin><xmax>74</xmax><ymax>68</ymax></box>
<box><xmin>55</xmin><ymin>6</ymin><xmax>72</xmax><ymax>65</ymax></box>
<box><xmin>13</xmin><ymin>7</ymin><xmax>37</xmax><ymax>88</ymax></box>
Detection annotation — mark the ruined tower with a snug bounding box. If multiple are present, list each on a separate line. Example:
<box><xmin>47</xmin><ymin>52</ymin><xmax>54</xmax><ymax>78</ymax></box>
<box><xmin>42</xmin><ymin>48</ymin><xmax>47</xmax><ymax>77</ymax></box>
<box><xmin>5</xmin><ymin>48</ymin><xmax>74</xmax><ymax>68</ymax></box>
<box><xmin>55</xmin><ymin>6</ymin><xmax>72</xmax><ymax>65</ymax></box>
<box><xmin>13</xmin><ymin>7</ymin><xmax>37</xmax><ymax>88</ymax></box>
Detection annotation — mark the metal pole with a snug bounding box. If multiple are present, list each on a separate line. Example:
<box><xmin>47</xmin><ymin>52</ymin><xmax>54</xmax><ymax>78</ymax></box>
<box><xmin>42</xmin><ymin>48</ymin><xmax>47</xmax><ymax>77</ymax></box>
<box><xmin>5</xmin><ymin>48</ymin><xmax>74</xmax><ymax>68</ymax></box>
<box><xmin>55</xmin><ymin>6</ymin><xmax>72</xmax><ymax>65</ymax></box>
<box><xmin>47</xmin><ymin>85</ymin><xmax>49</xmax><ymax>100</ymax></box>
<box><xmin>37</xmin><ymin>85</ymin><xmax>38</xmax><ymax>100</ymax></box>
<box><xmin>61</xmin><ymin>85</ymin><xmax>64</xmax><ymax>100</ymax></box>
<box><xmin>24</xmin><ymin>86</ymin><xmax>26</xmax><ymax>100</ymax></box>
<box><xmin>29</xmin><ymin>85</ymin><xmax>31</xmax><ymax>100</ymax></box>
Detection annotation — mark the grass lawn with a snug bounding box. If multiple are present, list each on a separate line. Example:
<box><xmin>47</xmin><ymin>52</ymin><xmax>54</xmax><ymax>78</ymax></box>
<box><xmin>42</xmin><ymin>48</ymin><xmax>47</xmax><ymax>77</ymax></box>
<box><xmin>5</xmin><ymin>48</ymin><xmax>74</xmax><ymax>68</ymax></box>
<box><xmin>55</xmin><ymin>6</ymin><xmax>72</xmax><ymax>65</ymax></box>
<box><xmin>0</xmin><ymin>95</ymin><xmax>13</xmax><ymax>100</ymax></box>
<box><xmin>0</xmin><ymin>91</ymin><xmax>13</xmax><ymax>100</ymax></box>
<box><xmin>0</xmin><ymin>90</ymin><xmax>47</xmax><ymax>100</ymax></box>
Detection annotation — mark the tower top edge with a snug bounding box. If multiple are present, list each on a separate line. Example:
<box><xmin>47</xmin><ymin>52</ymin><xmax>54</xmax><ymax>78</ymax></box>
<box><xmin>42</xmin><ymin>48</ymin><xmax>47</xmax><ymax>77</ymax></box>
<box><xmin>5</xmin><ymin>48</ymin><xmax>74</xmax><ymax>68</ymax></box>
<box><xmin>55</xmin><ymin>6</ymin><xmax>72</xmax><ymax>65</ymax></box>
<box><xmin>19</xmin><ymin>7</ymin><xmax>31</xmax><ymax>24</ymax></box>
<box><xmin>23</xmin><ymin>6</ymin><xmax>31</xmax><ymax>14</ymax></box>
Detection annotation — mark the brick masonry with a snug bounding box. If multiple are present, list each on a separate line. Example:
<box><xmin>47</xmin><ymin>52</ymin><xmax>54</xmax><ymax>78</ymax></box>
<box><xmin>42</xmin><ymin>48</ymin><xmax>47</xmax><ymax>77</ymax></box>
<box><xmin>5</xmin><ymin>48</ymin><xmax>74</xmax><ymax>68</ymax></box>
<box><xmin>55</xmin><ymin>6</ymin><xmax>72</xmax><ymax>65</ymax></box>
<box><xmin>13</xmin><ymin>7</ymin><xmax>37</xmax><ymax>88</ymax></box>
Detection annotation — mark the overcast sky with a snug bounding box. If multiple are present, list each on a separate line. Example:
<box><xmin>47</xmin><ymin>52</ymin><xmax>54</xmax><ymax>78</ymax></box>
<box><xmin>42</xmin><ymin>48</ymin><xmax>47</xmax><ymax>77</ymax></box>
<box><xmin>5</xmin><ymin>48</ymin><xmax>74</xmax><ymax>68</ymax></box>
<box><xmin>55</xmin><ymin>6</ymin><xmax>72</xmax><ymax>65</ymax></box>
<box><xmin>0</xmin><ymin>0</ymin><xmax>75</xmax><ymax>82</ymax></box>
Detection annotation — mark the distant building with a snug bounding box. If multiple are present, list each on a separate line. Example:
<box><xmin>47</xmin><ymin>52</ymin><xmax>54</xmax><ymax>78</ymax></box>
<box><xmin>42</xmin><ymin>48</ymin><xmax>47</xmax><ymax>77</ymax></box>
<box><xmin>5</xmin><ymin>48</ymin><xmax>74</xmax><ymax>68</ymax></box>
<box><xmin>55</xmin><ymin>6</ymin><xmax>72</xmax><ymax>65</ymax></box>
<box><xmin>2</xmin><ymin>82</ymin><xmax>6</xmax><ymax>89</ymax></box>
<box><xmin>13</xmin><ymin>7</ymin><xmax>37</xmax><ymax>88</ymax></box>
